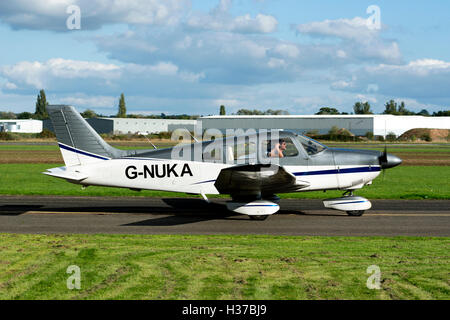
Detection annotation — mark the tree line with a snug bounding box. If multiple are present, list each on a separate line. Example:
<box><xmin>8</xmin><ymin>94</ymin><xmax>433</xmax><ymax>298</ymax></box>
<box><xmin>315</xmin><ymin>100</ymin><xmax>449</xmax><ymax>116</ymax></box>
<box><xmin>1</xmin><ymin>90</ymin><xmax>449</xmax><ymax>120</ymax></box>
<box><xmin>218</xmin><ymin>102</ymin><xmax>449</xmax><ymax>116</ymax></box>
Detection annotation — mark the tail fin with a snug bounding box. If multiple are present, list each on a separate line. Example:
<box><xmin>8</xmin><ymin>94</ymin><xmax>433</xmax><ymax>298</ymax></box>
<box><xmin>48</xmin><ymin>105</ymin><xmax>126</xmax><ymax>166</ymax></box>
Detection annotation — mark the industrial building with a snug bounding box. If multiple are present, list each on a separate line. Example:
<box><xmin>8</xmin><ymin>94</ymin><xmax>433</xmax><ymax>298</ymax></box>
<box><xmin>0</xmin><ymin>119</ymin><xmax>42</xmax><ymax>133</ymax></box>
<box><xmin>85</xmin><ymin>117</ymin><xmax>197</xmax><ymax>135</ymax></box>
<box><xmin>199</xmin><ymin>114</ymin><xmax>450</xmax><ymax>138</ymax></box>
<box><xmin>44</xmin><ymin>117</ymin><xmax>196</xmax><ymax>135</ymax></box>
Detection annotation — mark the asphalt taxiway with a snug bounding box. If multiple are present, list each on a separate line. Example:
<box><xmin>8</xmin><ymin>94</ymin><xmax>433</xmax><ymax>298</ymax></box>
<box><xmin>0</xmin><ymin>196</ymin><xmax>449</xmax><ymax>236</ymax></box>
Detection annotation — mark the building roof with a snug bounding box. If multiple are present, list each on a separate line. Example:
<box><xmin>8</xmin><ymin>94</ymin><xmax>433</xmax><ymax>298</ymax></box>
<box><xmin>200</xmin><ymin>114</ymin><xmax>437</xmax><ymax>119</ymax></box>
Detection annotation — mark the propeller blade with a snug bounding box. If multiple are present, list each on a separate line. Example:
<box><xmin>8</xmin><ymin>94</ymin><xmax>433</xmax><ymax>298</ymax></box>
<box><xmin>378</xmin><ymin>146</ymin><xmax>402</xmax><ymax>171</ymax></box>
<box><xmin>379</xmin><ymin>146</ymin><xmax>388</xmax><ymax>168</ymax></box>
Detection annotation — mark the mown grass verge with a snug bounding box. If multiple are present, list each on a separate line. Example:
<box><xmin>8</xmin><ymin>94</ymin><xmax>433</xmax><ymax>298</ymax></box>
<box><xmin>0</xmin><ymin>164</ymin><xmax>448</xmax><ymax>199</ymax></box>
<box><xmin>0</xmin><ymin>233</ymin><xmax>448</xmax><ymax>300</ymax></box>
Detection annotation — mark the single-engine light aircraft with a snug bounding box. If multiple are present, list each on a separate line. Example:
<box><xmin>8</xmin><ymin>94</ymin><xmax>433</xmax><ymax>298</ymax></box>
<box><xmin>44</xmin><ymin>105</ymin><xmax>402</xmax><ymax>220</ymax></box>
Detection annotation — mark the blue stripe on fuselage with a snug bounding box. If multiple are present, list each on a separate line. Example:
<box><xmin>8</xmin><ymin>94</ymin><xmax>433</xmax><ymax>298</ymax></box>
<box><xmin>293</xmin><ymin>166</ymin><xmax>380</xmax><ymax>176</ymax></box>
<box><xmin>58</xmin><ymin>143</ymin><xmax>110</xmax><ymax>161</ymax></box>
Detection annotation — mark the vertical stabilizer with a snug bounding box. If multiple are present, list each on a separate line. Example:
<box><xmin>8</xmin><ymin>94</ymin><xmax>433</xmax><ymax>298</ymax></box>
<box><xmin>47</xmin><ymin>105</ymin><xmax>126</xmax><ymax>166</ymax></box>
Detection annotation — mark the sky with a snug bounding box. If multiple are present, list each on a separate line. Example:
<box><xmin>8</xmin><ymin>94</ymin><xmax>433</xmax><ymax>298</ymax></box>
<box><xmin>0</xmin><ymin>0</ymin><xmax>449</xmax><ymax>116</ymax></box>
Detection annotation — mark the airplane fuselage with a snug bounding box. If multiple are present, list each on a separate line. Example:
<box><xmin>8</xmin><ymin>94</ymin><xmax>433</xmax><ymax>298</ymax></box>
<box><xmin>60</xmin><ymin>156</ymin><xmax>381</xmax><ymax>194</ymax></box>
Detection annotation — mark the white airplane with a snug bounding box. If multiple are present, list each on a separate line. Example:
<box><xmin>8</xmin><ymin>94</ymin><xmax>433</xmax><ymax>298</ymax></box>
<box><xmin>44</xmin><ymin>105</ymin><xmax>402</xmax><ymax>220</ymax></box>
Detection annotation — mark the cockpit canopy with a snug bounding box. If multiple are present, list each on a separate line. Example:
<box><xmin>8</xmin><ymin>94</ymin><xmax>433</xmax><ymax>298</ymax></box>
<box><xmin>294</xmin><ymin>134</ymin><xmax>326</xmax><ymax>156</ymax></box>
<box><xmin>134</xmin><ymin>130</ymin><xmax>327</xmax><ymax>163</ymax></box>
<box><xmin>202</xmin><ymin>130</ymin><xmax>327</xmax><ymax>163</ymax></box>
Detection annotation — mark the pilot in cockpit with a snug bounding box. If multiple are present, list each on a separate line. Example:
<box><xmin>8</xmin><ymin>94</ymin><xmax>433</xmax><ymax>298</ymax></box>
<box><xmin>268</xmin><ymin>139</ymin><xmax>286</xmax><ymax>158</ymax></box>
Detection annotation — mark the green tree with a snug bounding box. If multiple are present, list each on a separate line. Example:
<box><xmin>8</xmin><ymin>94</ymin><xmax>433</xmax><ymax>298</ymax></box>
<box><xmin>219</xmin><ymin>105</ymin><xmax>226</xmax><ymax>115</ymax></box>
<box><xmin>35</xmin><ymin>89</ymin><xmax>49</xmax><ymax>119</ymax></box>
<box><xmin>386</xmin><ymin>131</ymin><xmax>397</xmax><ymax>141</ymax></box>
<box><xmin>236</xmin><ymin>109</ymin><xmax>263</xmax><ymax>115</ymax></box>
<box><xmin>432</xmin><ymin>110</ymin><xmax>450</xmax><ymax>116</ymax></box>
<box><xmin>353</xmin><ymin>101</ymin><xmax>373</xmax><ymax>114</ymax></box>
<box><xmin>234</xmin><ymin>108</ymin><xmax>289</xmax><ymax>115</ymax></box>
<box><xmin>17</xmin><ymin>112</ymin><xmax>34</xmax><ymax>119</ymax></box>
<box><xmin>117</xmin><ymin>93</ymin><xmax>126</xmax><ymax>118</ymax></box>
<box><xmin>0</xmin><ymin>111</ymin><xmax>17</xmax><ymax>119</ymax></box>
<box><xmin>383</xmin><ymin>100</ymin><xmax>414</xmax><ymax>115</ymax></box>
<box><xmin>81</xmin><ymin>109</ymin><xmax>97</xmax><ymax>118</ymax></box>
<box><xmin>417</xmin><ymin>109</ymin><xmax>430</xmax><ymax>116</ymax></box>
<box><xmin>383</xmin><ymin>100</ymin><xmax>397</xmax><ymax>115</ymax></box>
<box><xmin>315</xmin><ymin>107</ymin><xmax>340</xmax><ymax>115</ymax></box>
<box><xmin>398</xmin><ymin>101</ymin><xmax>408</xmax><ymax>114</ymax></box>
<box><xmin>265</xmin><ymin>109</ymin><xmax>289</xmax><ymax>115</ymax></box>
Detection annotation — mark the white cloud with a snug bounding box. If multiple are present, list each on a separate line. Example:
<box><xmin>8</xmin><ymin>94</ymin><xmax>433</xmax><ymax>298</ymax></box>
<box><xmin>331</xmin><ymin>80</ymin><xmax>354</xmax><ymax>90</ymax></box>
<box><xmin>0</xmin><ymin>58</ymin><xmax>206</xmax><ymax>96</ymax></box>
<box><xmin>95</xmin><ymin>29</ymin><xmax>304</xmax><ymax>85</ymax></box>
<box><xmin>59</xmin><ymin>94</ymin><xmax>116</xmax><ymax>108</ymax></box>
<box><xmin>267</xmin><ymin>58</ymin><xmax>286</xmax><ymax>68</ymax></box>
<box><xmin>0</xmin><ymin>0</ymin><xmax>189</xmax><ymax>30</ymax></box>
<box><xmin>274</xmin><ymin>44</ymin><xmax>300</xmax><ymax>59</ymax></box>
<box><xmin>186</xmin><ymin>0</ymin><xmax>277</xmax><ymax>34</ymax></box>
<box><xmin>4</xmin><ymin>82</ymin><xmax>18</xmax><ymax>90</ymax></box>
<box><xmin>0</xmin><ymin>59</ymin><xmax>120</xmax><ymax>89</ymax></box>
<box><xmin>336</xmin><ymin>50</ymin><xmax>347</xmax><ymax>58</ymax></box>
<box><xmin>368</xmin><ymin>58</ymin><xmax>450</xmax><ymax>74</ymax></box>
<box><xmin>355</xmin><ymin>94</ymin><xmax>377</xmax><ymax>104</ymax></box>
<box><xmin>296</xmin><ymin>16</ymin><xmax>402</xmax><ymax>64</ymax></box>
<box><xmin>330</xmin><ymin>58</ymin><xmax>450</xmax><ymax>105</ymax></box>
<box><xmin>296</xmin><ymin>17</ymin><xmax>375</xmax><ymax>42</ymax></box>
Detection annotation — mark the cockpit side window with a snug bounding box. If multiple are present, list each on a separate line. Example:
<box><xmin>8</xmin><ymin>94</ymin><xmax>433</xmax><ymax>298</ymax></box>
<box><xmin>263</xmin><ymin>137</ymin><xmax>299</xmax><ymax>158</ymax></box>
<box><xmin>295</xmin><ymin>135</ymin><xmax>326</xmax><ymax>156</ymax></box>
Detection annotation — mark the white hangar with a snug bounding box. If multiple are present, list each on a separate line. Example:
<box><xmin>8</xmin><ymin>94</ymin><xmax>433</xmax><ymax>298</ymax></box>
<box><xmin>85</xmin><ymin>117</ymin><xmax>197</xmax><ymax>135</ymax></box>
<box><xmin>0</xmin><ymin>119</ymin><xmax>43</xmax><ymax>133</ymax></box>
<box><xmin>199</xmin><ymin>114</ymin><xmax>450</xmax><ymax>138</ymax></box>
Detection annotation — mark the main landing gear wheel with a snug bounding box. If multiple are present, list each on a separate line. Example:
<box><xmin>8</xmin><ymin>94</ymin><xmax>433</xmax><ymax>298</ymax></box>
<box><xmin>346</xmin><ymin>210</ymin><xmax>365</xmax><ymax>217</ymax></box>
<box><xmin>249</xmin><ymin>215</ymin><xmax>269</xmax><ymax>221</ymax></box>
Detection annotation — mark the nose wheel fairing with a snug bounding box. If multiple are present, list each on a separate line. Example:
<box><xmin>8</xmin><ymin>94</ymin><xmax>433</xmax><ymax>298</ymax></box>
<box><xmin>323</xmin><ymin>195</ymin><xmax>371</xmax><ymax>216</ymax></box>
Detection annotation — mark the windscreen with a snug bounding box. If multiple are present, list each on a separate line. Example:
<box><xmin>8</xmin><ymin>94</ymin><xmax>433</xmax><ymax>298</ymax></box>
<box><xmin>295</xmin><ymin>134</ymin><xmax>326</xmax><ymax>155</ymax></box>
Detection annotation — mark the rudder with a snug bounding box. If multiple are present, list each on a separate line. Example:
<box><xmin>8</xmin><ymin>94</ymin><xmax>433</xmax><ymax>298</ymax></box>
<box><xmin>47</xmin><ymin>105</ymin><xmax>126</xmax><ymax>166</ymax></box>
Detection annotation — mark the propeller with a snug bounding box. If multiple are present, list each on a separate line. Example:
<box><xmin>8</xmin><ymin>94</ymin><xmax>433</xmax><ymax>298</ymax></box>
<box><xmin>379</xmin><ymin>145</ymin><xmax>388</xmax><ymax>180</ymax></box>
<box><xmin>378</xmin><ymin>145</ymin><xmax>402</xmax><ymax>177</ymax></box>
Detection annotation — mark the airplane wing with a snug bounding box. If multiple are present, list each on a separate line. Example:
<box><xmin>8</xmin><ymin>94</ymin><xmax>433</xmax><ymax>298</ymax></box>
<box><xmin>214</xmin><ymin>164</ymin><xmax>309</xmax><ymax>196</ymax></box>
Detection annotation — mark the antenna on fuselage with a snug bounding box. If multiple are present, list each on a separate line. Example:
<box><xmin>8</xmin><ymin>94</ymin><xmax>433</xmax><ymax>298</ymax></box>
<box><xmin>382</xmin><ymin>119</ymin><xmax>388</xmax><ymax>180</ymax></box>
<box><xmin>186</xmin><ymin>128</ymin><xmax>199</xmax><ymax>143</ymax></box>
<box><xmin>139</xmin><ymin>132</ymin><xmax>157</xmax><ymax>149</ymax></box>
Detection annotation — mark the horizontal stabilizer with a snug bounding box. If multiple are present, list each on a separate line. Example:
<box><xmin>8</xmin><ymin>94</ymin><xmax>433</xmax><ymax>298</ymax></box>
<box><xmin>43</xmin><ymin>166</ymin><xmax>88</xmax><ymax>181</ymax></box>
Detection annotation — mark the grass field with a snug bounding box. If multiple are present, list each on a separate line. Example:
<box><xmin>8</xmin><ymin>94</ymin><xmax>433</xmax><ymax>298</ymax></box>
<box><xmin>1</xmin><ymin>142</ymin><xmax>449</xmax><ymax>166</ymax></box>
<box><xmin>0</xmin><ymin>233</ymin><xmax>448</xmax><ymax>300</ymax></box>
<box><xmin>0</xmin><ymin>163</ymin><xmax>448</xmax><ymax>199</ymax></box>
<box><xmin>0</xmin><ymin>142</ymin><xmax>448</xmax><ymax>301</ymax></box>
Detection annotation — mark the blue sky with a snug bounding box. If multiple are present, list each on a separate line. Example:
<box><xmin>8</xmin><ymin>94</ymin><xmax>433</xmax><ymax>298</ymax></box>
<box><xmin>0</xmin><ymin>0</ymin><xmax>449</xmax><ymax>115</ymax></box>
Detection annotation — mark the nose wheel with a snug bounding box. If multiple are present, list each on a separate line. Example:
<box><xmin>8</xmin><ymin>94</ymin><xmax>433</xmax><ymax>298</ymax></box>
<box><xmin>341</xmin><ymin>191</ymin><xmax>366</xmax><ymax>216</ymax></box>
<box><xmin>346</xmin><ymin>210</ymin><xmax>365</xmax><ymax>216</ymax></box>
<box><xmin>249</xmin><ymin>215</ymin><xmax>269</xmax><ymax>221</ymax></box>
